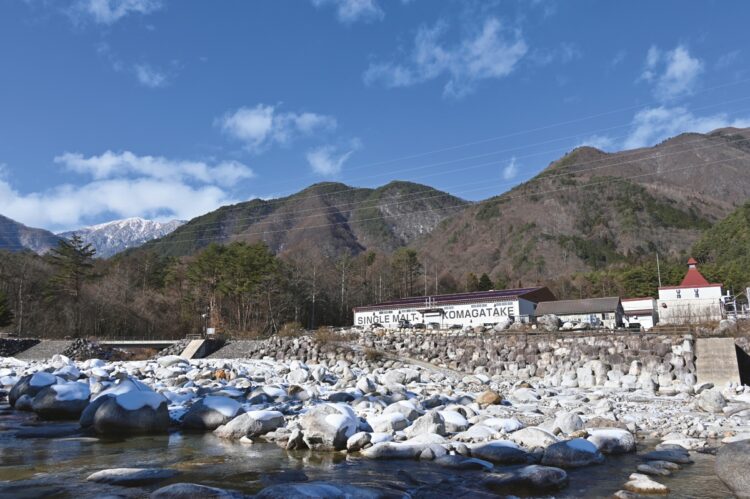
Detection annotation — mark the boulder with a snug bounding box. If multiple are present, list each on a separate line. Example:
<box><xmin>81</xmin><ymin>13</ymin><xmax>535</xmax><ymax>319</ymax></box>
<box><xmin>360</xmin><ymin>441</ymin><xmax>426</xmax><ymax>459</ymax></box>
<box><xmin>356</xmin><ymin>376</ymin><xmax>377</xmax><ymax>394</ymax></box>
<box><xmin>86</xmin><ymin>468</ymin><xmax>178</xmax><ymax>487</ymax></box>
<box><xmin>481</xmin><ymin>417</ymin><xmax>524</xmax><ymax>433</ymax></box>
<box><xmin>383</xmin><ymin>400</ymin><xmax>421</xmax><ymax>421</ymax></box>
<box><xmin>346</xmin><ymin>431</ymin><xmax>371</xmax><ymax>452</ymax></box>
<box><xmin>91</xmin><ymin>391</ymin><xmax>170</xmax><ymax>435</ymax></box>
<box><xmin>299</xmin><ymin>403</ymin><xmax>359</xmax><ymax>451</ymax></box>
<box><xmin>715</xmin><ymin>440</ymin><xmax>750</xmax><ymax>498</ymax></box>
<box><xmin>438</xmin><ymin>410</ymin><xmax>469</xmax><ymax>433</ymax></box>
<box><xmin>537</xmin><ymin>315</ymin><xmax>560</xmax><ymax>332</ymax></box>
<box><xmin>368</xmin><ymin>412</ymin><xmax>409</xmax><ymax>433</ymax></box>
<box><xmin>587</xmin><ymin>429</ymin><xmax>636</xmax><ymax>454</ymax></box>
<box><xmin>434</xmin><ymin>455</ymin><xmax>493</xmax><ymax>471</ymax></box>
<box><xmin>698</xmin><ymin>389</ymin><xmax>726</xmax><ymax>413</ymax></box>
<box><xmin>470</xmin><ymin>440</ymin><xmax>531</xmax><ymax>464</ymax></box>
<box><xmin>641</xmin><ymin>450</ymin><xmax>693</xmax><ymax>464</ymax></box>
<box><xmin>482</xmin><ymin>465</ymin><xmax>568</xmax><ymax>492</ymax></box>
<box><xmin>554</xmin><ymin>412</ymin><xmax>583</xmax><ymax>435</ymax></box>
<box><xmin>541</xmin><ymin>439</ymin><xmax>605</xmax><ymax>468</ymax></box>
<box><xmin>624</xmin><ymin>473</ymin><xmax>669</xmax><ymax>495</ymax></box>
<box><xmin>510</xmin><ymin>427</ymin><xmax>559</xmax><ymax>449</ymax></box>
<box><xmin>31</xmin><ymin>382</ymin><xmax>90</xmax><ymax>420</ymax></box>
<box><xmin>255</xmin><ymin>482</ymin><xmax>389</xmax><ymax>499</ymax></box>
<box><xmin>214</xmin><ymin>410</ymin><xmax>285</xmax><ymax>439</ymax></box>
<box><xmin>150</xmin><ymin>483</ymin><xmax>244</xmax><ymax>498</ymax></box>
<box><xmin>182</xmin><ymin>396</ymin><xmax>243</xmax><ymax>431</ymax></box>
<box><xmin>9</xmin><ymin>372</ymin><xmax>57</xmax><ymax>408</ymax></box>
<box><xmin>403</xmin><ymin>410</ymin><xmax>446</xmax><ymax>438</ymax></box>
<box><xmin>476</xmin><ymin>390</ymin><xmax>503</xmax><ymax>406</ymax></box>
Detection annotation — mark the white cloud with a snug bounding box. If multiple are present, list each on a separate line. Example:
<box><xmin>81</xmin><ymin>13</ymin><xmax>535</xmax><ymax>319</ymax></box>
<box><xmin>610</xmin><ymin>49</ymin><xmax>627</xmax><ymax>68</ymax></box>
<box><xmin>73</xmin><ymin>0</ymin><xmax>163</xmax><ymax>25</ymax></box>
<box><xmin>0</xmin><ymin>177</ymin><xmax>234</xmax><ymax>232</ymax></box>
<box><xmin>641</xmin><ymin>45</ymin><xmax>703</xmax><ymax>100</ymax></box>
<box><xmin>576</xmin><ymin>135</ymin><xmax>616</xmax><ymax>151</ymax></box>
<box><xmin>502</xmin><ymin>157</ymin><xmax>519</xmax><ymax>180</ymax></box>
<box><xmin>218</xmin><ymin>104</ymin><xmax>337</xmax><ymax>152</ymax></box>
<box><xmin>623</xmin><ymin>106</ymin><xmax>750</xmax><ymax>149</ymax></box>
<box><xmin>0</xmin><ymin>150</ymin><xmax>254</xmax><ymax>231</ymax></box>
<box><xmin>529</xmin><ymin>43</ymin><xmax>581</xmax><ymax>66</ymax></box>
<box><xmin>54</xmin><ymin>150</ymin><xmax>254</xmax><ymax>188</ymax></box>
<box><xmin>364</xmin><ymin>17</ymin><xmax>528</xmax><ymax>98</ymax></box>
<box><xmin>133</xmin><ymin>64</ymin><xmax>168</xmax><ymax>88</ymax></box>
<box><xmin>311</xmin><ymin>0</ymin><xmax>384</xmax><ymax>24</ymax></box>
<box><xmin>716</xmin><ymin>50</ymin><xmax>741</xmax><ymax>69</ymax></box>
<box><xmin>306</xmin><ymin>141</ymin><xmax>360</xmax><ymax>176</ymax></box>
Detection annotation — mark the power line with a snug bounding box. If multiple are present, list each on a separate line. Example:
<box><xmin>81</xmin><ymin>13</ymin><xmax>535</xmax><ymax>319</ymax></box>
<box><xmin>148</xmin><ymin>154</ymin><xmax>747</xmax><ymax>247</ymax></box>
<box><xmin>169</xmin><ymin>91</ymin><xmax>750</xmax><ymax>222</ymax></box>
<box><xmin>110</xmin><ymin>131</ymin><xmax>750</xmax><ymax>241</ymax></box>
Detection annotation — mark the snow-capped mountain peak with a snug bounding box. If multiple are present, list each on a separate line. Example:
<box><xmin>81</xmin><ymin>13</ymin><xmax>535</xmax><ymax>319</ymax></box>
<box><xmin>58</xmin><ymin>218</ymin><xmax>185</xmax><ymax>258</ymax></box>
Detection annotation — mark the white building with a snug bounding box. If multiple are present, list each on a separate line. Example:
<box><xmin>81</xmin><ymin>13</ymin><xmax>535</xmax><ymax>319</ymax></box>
<box><xmin>535</xmin><ymin>297</ymin><xmax>624</xmax><ymax>329</ymax></box>
<box><xmin>658</xmin><ymin>258</ymin><xmax>724</xmax><ymax>324</ymax></box>
<box><xmin>352</xmin><ymin>287</ymin><xmax>556</xmax><ymax>330</ymax></box>
<box><xmin>622</xmin><ymin>297</ymin><xmax>658</xmax><ymax>330</ymax></box>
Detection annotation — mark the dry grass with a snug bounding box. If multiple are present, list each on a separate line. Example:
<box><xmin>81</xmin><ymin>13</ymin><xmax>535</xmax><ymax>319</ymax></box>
<box><xmin>278</xmin><ymin>322</ymin><xmax>304</xmax><ymax>337</ymax></box>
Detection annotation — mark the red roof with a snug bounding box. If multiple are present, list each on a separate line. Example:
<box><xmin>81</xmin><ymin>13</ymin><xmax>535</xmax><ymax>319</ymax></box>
<box><xmin>680</xmin><ymin>267</ymin><xmax>710</xmax><ymax>287</ymax></box>
<box><xmin>659</xmin><ymin>258</ymin><xmax>722</xmax><ymax>290</ymax></box>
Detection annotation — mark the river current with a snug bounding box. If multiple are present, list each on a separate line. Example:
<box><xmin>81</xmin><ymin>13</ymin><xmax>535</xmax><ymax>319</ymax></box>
<box><xmin>0</xmin><ymin>402</ymin><xmax>733</xmax><ymax>498</ymax></box>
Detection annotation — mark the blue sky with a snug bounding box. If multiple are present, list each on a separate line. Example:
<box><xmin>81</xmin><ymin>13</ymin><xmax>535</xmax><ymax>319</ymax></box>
<box><xmin>1</xmin><ymin>0</ymin><xmax>749</xmax><ymax>231</ymax></box>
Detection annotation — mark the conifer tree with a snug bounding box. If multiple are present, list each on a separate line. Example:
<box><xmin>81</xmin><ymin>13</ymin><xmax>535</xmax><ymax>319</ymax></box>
<box><xmin>47</xmin><ymin>235</ymin><xmax>96</xmax><ymax>336</ymax></box>
<box><xmin>0</xmin><ymin>290</ymin><xmax>13</xmax><ymax>328</ymax></box>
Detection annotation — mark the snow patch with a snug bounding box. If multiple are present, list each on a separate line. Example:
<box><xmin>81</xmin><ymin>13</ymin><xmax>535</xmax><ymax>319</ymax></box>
<box><xmin>30</xmin><ymin>371</ymin><xmax>57</xmax><ymax>387</ymax></box>
<box><xmin>202</xmin><ymin>396</ymin><xmax>241</xmax><ymax>417</ymax></box>
<box><xmin>52</xmin><ymin>382</ymin><xmax>90</xmax><ymax>401</ymax></box>
<box><xmin>115</xmin><ymin>391</ymin><xmax>166</xmax><ymax>411</ymax></box>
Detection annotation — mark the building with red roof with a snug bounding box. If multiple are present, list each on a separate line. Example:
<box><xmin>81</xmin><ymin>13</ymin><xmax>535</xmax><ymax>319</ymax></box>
<box><xmin>657</xmin><ymin>258</ymin><xmax>725</xmax><ymax>324</ymax></box>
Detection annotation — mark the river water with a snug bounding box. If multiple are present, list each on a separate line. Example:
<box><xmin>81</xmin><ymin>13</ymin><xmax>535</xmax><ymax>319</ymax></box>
<box><xmin>0</xmin><ymin>403</ymin><xmax>732</xmax><ymax>498</ymax></box>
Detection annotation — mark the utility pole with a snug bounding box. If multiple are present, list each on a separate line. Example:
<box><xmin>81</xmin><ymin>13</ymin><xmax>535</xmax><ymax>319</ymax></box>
<box><xmin>424</xmin><ymin>260</ymin><xmax>428</xmax><ymax>296</ymax></box>
<box><xmin>310</xmin><ymin>266</ymin><xmax>316</xmax><ymax>330</ymax></box>
<box><xmin>656</xmin><ymin>252</ymin><xmax>662</xmax><ymax>288</ymax></box>
<box><xmin>435</xmin><ymin>265</ymin><xmax>438</xmax><ymax>295</ymax></box>
<box><xmin>378</xmin><ymin>274</ymin><xmax>382</xmax><ymax>302</ymax></box>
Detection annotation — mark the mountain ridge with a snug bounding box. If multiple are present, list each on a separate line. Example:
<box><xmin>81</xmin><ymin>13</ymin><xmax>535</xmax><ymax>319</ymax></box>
<box><xmin>58</xmin><ymin>217</ymin><xmax>185</xmax><ymax>258</ymax></box>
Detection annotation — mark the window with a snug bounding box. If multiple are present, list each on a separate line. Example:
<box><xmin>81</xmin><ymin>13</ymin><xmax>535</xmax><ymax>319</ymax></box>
<box><xmin>676</xmin><ymin>290</ymin><xmax>681</xmax><ymax>299</ymax></box>
<box><xmin>694</xmin><ymin>289</ymin><xmax>700</xmax><ymax>298</ymax></box>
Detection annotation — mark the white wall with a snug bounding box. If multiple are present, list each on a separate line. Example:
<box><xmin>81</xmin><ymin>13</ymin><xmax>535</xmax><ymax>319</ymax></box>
<box><xmin>658</xmin><ymin>286</ymin><xmax>722</xmax><ymax>300</ymax></box>
<box><xmin>657</xmin><ymin>285</ymin><xmax>724</xmax><ymax>324</ymax></box>
<box><xmin>658</xmin><ymin>298</ymin><xmax>724</xmax><ymax>324</ymax></box>
<box><xmin>353</xmin><ymin>299</ymin><xmax>521</xmax><ymax>329</ymax></box>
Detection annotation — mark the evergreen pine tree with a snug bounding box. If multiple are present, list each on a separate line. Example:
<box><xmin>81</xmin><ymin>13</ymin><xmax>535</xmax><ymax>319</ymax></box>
<box><xmin>0</xmin><ymin>290</ymin><xmax>13</xmax><ymax>328</ymax></box>
<box><xmin>477</xmin><ymin>273</ymin><xmax>493</xmax><ymax>291</ymax></box>
<box><xmin>47</xmin><ymin>235</ymin><xmax>96</xmax><ymax>336</ymax></box>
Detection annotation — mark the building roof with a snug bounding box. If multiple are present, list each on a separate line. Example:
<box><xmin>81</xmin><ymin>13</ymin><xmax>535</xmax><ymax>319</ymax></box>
<box><xmin>535</xmin><ymin>297</ymin><xmax>622</xmax><ymax>316</ymax></box>
<box><xmin>352</xmin><ymin>287</ymin><xmax>555</xmax><ymax>313</ymax></box>
<box><xmin>623</xmin><ymin>308</ymin><xmax>656</xmax><ymax>316</ymax></box>
<box><xmin>621</xmin><ymin>297</ymin><xmax>655</xmax><ymax>302</ymax></box>
<box><xmin>658</xmin><ymin>258</ymin><xmax>722</xmax><ymax>290</ymax></box>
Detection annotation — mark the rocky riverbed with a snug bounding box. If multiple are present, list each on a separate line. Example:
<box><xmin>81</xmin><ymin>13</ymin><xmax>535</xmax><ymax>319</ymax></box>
<box><xmin>1</xmin><ymin>346</ymin><xmax>750</xmax><ymax>497</ymax></box>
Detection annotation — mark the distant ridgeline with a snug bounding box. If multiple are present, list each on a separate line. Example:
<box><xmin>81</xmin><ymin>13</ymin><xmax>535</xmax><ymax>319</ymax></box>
<box><xmin>2</xmin><ymin>128</ymin><xmax>750</xmax><ymax>335</ymax></box>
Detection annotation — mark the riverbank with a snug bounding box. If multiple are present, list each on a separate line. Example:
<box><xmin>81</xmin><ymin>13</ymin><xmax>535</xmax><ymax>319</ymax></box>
<box><xmin>1</xmin><ymin>348</ymin><xmax>749</xmax><ymax>497</ymax></box>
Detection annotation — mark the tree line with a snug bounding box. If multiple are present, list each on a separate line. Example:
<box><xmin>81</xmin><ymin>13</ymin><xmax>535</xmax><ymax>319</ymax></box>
<box><xmin>1</xmin><ymin>235</ymin><xmax>744</xmax><ymax>340</ymax></box>
<box><xmin>0</xmin><ymin>238</ymin><xmax>516</xmax><ymax>339</ymax></box>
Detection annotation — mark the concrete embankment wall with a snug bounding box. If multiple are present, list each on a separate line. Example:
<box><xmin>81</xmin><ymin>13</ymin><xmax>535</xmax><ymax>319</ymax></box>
<box><xmin>208</xmin><ymin>332</ymin><xmax>703</xmax><ymax>392</ymax></box>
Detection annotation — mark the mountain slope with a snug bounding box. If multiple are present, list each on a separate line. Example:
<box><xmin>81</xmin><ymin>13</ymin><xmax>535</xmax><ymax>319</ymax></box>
<box><xmin>415</xmin><ymin>127</ymin><xmax>750</xmax><ymax>285</ymax></box>
<box><xmin>144</xmin><ymin>181</ymin><xmax>468</xmax><ymax>258</ymax></box>
<box><xmin>692</xmin><ymin>200</ymin><xmax>750</xmax><ymax>293</ymax></box>
<box><xmin>60</xmin><ymin>218</ymin><xmax>185</xmax><ymax>258</ymax></box>
<box><xmin>0</xmin><ymin>215</ymin><xmax>61</xmax><ymax>254</ymax></box>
